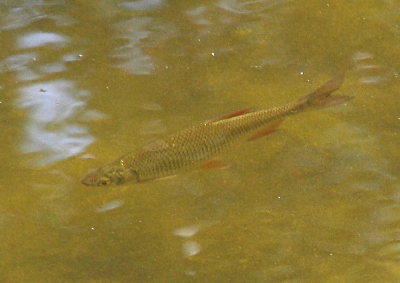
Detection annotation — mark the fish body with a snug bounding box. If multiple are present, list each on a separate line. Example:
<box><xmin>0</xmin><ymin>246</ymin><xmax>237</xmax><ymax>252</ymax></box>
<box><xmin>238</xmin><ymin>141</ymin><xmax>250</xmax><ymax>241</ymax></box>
<box><xmin>82</xmin><ymin>75</ymin><xmax>352</xmax><ymax>186</ymax></box>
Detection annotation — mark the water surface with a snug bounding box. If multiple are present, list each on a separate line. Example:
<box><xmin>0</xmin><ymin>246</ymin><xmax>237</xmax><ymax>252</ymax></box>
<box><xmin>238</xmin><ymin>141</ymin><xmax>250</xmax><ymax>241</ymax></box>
<box><xmin>1</xmin><ymin>0</ymin><xmax>400</xmax><ymax>282</ymax></box>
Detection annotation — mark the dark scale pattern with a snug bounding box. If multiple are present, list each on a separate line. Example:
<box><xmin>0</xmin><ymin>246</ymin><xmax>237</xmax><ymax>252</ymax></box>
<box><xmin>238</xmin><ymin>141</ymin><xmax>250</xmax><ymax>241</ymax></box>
<box><xmin>124</xmin><ymin>99</ymin><xmax>305</xmax><ymax>182</ymax></box>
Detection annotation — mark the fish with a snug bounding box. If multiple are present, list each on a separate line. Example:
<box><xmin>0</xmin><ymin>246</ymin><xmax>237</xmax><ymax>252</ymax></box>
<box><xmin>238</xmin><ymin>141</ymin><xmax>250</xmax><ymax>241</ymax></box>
<box><xmin>82</xmin><ymin>75</ymin><xmax>352</xmax><ymax>186</ymax></box>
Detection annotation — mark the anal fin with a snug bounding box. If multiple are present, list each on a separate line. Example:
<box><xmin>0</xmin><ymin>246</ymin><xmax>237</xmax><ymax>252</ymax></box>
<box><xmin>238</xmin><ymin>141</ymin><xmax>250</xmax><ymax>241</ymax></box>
<box><xmin>247</xmin><ymin>119</ymin><xmax>284</xmax><ymax>141</ymax></box>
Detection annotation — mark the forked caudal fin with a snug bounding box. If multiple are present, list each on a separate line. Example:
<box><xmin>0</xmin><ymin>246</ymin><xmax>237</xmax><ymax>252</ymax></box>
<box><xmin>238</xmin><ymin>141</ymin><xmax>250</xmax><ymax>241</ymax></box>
<box><xmin>305</xmin><ymin>74</ymin><xmax>353</xmax><ymax>109</ymax></box>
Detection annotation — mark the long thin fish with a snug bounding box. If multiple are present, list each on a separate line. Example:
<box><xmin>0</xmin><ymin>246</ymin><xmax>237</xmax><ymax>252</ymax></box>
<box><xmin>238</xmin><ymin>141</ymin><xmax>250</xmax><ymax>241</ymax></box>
<box><xmin>82</xmin><ymin>75</ymin><xmax>352</xmax><ymax>186</ymax></box>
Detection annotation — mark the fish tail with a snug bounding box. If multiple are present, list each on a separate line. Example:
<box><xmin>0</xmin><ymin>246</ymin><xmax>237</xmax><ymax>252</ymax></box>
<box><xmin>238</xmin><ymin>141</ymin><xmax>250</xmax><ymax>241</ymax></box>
<box><xmin>303</xmin><ymin>74</ymin><xmax>353</xmax><ymax>109</ymax></box>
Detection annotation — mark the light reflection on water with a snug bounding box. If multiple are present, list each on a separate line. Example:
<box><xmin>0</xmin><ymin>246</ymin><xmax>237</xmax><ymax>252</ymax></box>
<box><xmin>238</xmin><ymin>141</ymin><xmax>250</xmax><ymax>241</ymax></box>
<box><xmin>217</xmin><ymin>0</ymin><xmax>291</xmax><ymax>14</ymax></box>
<box><xmin>112</xmin><ymin>17</ymin><xmax>157</xmax><ymax>74</ymax></box>
<box><xmin>17</xmin><ymin>80</ymin><xmax>95</xmax><ymax>165</ymax></box>
<box><xmin>5</xmin><ymin>28</ymin><xmax>105</xmax><ymax>166</ymax></box>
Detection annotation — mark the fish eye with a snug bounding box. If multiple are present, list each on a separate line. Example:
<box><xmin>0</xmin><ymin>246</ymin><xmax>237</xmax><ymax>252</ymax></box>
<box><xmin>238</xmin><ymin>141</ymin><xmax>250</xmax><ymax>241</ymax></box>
<box><xmin>99</xmin><ymin>178</ymin><xmax>111</xmax><ymax>186</ymax></box>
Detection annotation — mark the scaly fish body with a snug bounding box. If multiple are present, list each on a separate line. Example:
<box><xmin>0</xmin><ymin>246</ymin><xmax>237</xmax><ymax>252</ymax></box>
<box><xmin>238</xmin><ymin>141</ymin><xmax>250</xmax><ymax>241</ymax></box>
<box><xmin>82</xmin><ymin>75</ymin><xmax>352</xmax><ymax>186</ymax></box>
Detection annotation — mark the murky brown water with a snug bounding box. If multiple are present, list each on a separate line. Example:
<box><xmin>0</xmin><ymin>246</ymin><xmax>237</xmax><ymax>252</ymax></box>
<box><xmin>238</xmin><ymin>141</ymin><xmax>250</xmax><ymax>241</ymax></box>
<box><xmin>1</xmin><ymin>0</ymin><xmax>400</xmax><ymax>282</ymax></box>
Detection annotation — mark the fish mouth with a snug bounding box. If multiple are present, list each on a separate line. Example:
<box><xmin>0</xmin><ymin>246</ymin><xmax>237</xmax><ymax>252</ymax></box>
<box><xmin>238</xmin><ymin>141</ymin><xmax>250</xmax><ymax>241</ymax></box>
<box><xmin>81</xmin><ymin>176</ymin><xmax>94</xmax><ymax>186</ymax></box>
<box><xmin>81</xmin><ymin>169</ymin><xmax>98</xmax><ymax>186</ymax></box>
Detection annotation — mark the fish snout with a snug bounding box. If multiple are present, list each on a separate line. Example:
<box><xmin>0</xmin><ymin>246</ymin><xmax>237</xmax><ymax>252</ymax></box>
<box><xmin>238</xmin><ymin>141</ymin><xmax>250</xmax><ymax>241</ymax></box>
<box><xmin>81</xmin><ymin>169</ymin><xmax>99</xmax><ymax>186</ymax></box>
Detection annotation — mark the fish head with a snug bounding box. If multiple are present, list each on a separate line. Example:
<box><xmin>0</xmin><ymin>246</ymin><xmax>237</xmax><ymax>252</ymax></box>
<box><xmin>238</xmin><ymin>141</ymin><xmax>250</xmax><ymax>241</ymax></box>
<box><xmin>81</xmin><ymin>164</ymin><xmax>139</xmax><ymax>186</ymax></box>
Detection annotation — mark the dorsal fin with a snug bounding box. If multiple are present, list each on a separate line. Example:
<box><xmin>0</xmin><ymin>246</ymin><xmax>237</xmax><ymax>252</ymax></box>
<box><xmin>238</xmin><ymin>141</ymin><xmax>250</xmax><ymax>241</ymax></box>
<box><xmin>206</xmin><ymin>108</ymin><xmax>253</xmax><ymax>123</ymax></box>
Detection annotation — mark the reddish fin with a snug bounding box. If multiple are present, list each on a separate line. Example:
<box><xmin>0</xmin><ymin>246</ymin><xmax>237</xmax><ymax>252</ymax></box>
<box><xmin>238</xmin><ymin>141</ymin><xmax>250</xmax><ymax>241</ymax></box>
<box><xmin>306</xmin><ymin>74</ymin><xmax>353</xmax><ymax>109</ymax></box>
<box><xmin>247</xmin><ymin>119</ymin><xmax>284</xmax><ymax>141</ymax></box>
<box><xmin>202</xmin><ymin>159</ymin><xmax>229</xmax><ymax>170</ymax></box>
<box><xmin>206</xmin><ymin>108</ymin><xmax>253</xmax><ymax>123</ymax></box>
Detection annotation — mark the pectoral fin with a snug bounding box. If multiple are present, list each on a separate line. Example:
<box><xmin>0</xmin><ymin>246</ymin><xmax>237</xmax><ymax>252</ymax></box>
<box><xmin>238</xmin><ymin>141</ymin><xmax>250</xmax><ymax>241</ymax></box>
<box><xmin>247</xmin><ymin>119</ymin><xmax>284</xmax><ymax>141</ymax></box>
<box><xmin>201</xmin><ymin>159</ymin><xmax>229</xmax><ymax>170</ymax></box>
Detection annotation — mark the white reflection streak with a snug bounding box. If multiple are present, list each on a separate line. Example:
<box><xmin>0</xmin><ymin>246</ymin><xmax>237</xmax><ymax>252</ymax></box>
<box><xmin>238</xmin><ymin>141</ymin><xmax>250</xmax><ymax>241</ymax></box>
<box><xmin>120</xmin><ymin>0</ymin><xmax>164</xmax><ymax>11</ymax></box>
<box><xmin>112</xmin><ymin>17</ymin><xmax>156</xmax><ymax>75</ymax></box>
<box><xmin>17</xmin><ymin>80</ymin><xmax>94</xmax><ymax>166</ymax></box>
<box><xmin>182</xmin><ymin>241</ymin><xmax>201</xmax><ymax>257</ymax></box>
<box><xmin>97</xmin><ymin>200</ymin><xmax>125</xmax><ymax>213</ymax></box>
<box><xmin>17</xmin><ymin>32</ymin><xmax>69</xmax><ymax>49</ymax></box>
<box><xmin>217</xmin><ymin>0</ymin><xmax>290</xmax><ymax>14</ymax></box>
<box><xmin>11</xmin><ymin>31</ymin><xmax>98</xmax><ymax>166</ymax></box>
<box><xmin>350</xmin><ymin>51</ymin><xmax>387</xmax><ymax>84</ymax></box>
<box><xmin>174</xmin><ymin>224</ymin><xmax>202</xmax><ymax>260</ymax></box>
<box><xmin>173</xmin><ymin>225</ymin><xmax>201</xmax><ymax>238</ymax></box>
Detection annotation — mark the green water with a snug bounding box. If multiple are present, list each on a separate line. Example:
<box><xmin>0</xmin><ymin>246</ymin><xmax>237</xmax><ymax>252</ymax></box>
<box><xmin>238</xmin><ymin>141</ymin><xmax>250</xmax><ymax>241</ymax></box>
<box><xmin>0</xmin><ymin>0</ymin><xmax>399</xmax><ymax>282</ymax></box>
